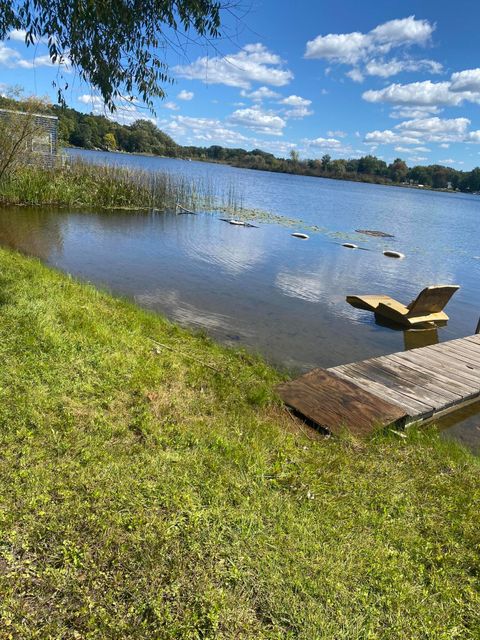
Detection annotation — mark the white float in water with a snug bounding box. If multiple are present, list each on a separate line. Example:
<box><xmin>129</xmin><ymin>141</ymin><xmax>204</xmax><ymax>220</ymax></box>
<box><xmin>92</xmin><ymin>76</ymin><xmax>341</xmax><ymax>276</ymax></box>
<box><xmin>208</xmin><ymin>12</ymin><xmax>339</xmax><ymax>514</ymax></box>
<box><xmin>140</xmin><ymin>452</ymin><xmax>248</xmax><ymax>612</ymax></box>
<box><xmin>229</xmin><ymin>219</ymin><xmax>247</xmax><ymax>226</ymax></box>
<box><xmin>342</xmin><ymin>243</ymin><xmax>358</xmax><ymax>249</ymax></box>
<box><xmin>291</xmin><ymin>232</ymin><xmax>309</xmax><ymax>239</ymax></box>
<box><xmin>383</xmin><ymin>250</ymin><xmax>405</xmax><ymax>259</ymax></box>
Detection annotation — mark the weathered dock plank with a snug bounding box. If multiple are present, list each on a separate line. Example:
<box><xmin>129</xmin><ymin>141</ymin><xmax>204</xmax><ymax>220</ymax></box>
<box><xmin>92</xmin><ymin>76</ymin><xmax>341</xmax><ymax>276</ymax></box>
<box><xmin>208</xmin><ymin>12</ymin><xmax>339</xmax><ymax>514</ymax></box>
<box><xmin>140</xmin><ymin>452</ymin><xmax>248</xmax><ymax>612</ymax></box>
<box><xmin>386</xmin><ymin>353</ymin><xmax>477</xmax><ymax>396</ymax></box>
<box><xmin>276</xmin><ymin>368</ymin><xmax>406</xmax><ymax>437</ymax></box>
<box><xmin>334</xmin><ymin>362</ymin><xmax>434</xmax><ymax>416</ymax></box>
<box><xmin>277</xmin><ymin>335</ymin><xmax>480</xmax><ymax>436</ymax></box>
<box><xmin>362</xmin><ymin>358</ymin><xmax>461</xmax><ymax>404</ymax></box>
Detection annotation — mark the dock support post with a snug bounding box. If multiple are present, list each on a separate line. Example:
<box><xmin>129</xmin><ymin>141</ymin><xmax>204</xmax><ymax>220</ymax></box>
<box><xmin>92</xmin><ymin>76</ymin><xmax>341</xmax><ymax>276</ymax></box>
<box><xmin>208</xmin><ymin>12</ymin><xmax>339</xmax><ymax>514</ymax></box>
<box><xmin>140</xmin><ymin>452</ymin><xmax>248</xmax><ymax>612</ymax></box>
<box><xmin>476</xmin><ymin>317</ymin><xmax>480</xmax><ymax>335</ymax></box>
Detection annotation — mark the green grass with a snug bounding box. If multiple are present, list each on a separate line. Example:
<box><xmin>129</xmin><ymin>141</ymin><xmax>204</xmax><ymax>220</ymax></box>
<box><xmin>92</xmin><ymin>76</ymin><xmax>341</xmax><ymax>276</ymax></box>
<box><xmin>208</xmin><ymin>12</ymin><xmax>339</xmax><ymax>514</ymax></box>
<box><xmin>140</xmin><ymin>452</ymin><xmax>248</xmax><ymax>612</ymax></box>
<box><xmin>0</xmin><ymin>247</ymin><xmax>479</xmax><ymax>639</ymax></box>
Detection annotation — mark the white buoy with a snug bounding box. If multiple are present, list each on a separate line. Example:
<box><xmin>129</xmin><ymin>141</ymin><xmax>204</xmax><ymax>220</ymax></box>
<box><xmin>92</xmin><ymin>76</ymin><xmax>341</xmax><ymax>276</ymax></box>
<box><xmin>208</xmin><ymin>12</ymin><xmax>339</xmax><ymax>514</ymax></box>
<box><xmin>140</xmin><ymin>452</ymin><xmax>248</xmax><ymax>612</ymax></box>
<box><xmin>383</xmin><ymin>250</ymin><xmax>405</xmax><ymax>259</ymax></box>
<box><xmin>229</xmin><ymin>219</ymin><xmax>246</xmax><ymax>226</ymax></box>
<box><xmin>291</xmin><ymin>232</ymin><xmax>309</xmax><ymax>239</ymax></box>
<box><xmin>342</xmin><ymin>243</ymin><xmax>358</xmax><ymax>249</ymax></box>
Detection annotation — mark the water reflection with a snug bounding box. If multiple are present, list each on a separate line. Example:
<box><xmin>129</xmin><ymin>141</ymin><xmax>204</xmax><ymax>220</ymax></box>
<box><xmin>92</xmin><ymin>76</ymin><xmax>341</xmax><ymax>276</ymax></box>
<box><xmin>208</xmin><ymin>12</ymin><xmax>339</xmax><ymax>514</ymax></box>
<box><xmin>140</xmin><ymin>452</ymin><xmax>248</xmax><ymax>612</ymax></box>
<box><xmin>0</xmin><ymin>207</ymin><xmax>64</xmax><ymax>260</ymax></box>
<box><xmin>0</xmin><ymin>205</ymin><xmax>475</xmax><ymax>372</ymax></box>
<box><xmin>2</xmin><ymin>156</ymin><xmax>480</xmax><ymax>449</ymax></box>
<box><xmin>275</xmin><ymin>268</ymin><xmax>327</xmax><ymax>304</ymax></box>
<box><xmin>403</xmin><ymin>327</ymin><xmax>439</xmax><ymax>350</ymax></box>
<box><xmin>373</xmin><ymin>316</ymin><xmax>440</xmax><ymax>350</ymax></box>
<box><xmin>182</xmin><ymin>223</ymin><xmax>267</xmax><ymax>275</ymax></box>
<box><xmin>438</xmin><ymin>401</ymin><xmax>480</xmax><ymax>453</ymax></box>
<box><xmin>135</xmin><ymin>288</ymin><xmax>249</xmax><ymax>337</ymax></box>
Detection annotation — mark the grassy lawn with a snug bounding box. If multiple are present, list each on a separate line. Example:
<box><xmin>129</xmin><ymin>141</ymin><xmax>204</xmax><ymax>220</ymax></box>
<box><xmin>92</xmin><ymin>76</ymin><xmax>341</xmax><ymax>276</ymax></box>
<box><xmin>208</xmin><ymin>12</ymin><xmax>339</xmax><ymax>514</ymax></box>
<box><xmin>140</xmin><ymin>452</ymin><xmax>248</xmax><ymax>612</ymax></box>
<box><xmin>0</xmin><ymin>246</ymin><xmax>479</xmax><ymax>639</ymax></box>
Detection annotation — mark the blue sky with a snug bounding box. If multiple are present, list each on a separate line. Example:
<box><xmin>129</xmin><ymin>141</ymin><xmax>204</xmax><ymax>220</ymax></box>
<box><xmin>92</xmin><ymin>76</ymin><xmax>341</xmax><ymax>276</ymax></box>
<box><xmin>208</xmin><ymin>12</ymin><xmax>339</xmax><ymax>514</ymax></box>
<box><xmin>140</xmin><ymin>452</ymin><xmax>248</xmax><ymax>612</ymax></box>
<box><xmin>2</xmin><ymin>0</ymin><xmax>480</xmax><ymax>168</ymax></box>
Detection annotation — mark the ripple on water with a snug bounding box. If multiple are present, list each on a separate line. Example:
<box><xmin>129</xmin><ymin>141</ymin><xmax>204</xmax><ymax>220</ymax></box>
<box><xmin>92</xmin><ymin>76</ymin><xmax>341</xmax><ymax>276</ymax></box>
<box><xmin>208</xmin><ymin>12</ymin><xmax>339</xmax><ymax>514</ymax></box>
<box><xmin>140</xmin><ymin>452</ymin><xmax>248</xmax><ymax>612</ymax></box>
<box><xmin>178</xmin><ymin>223</ymin><xmax>268</xmax><ymax>276</ymax></box>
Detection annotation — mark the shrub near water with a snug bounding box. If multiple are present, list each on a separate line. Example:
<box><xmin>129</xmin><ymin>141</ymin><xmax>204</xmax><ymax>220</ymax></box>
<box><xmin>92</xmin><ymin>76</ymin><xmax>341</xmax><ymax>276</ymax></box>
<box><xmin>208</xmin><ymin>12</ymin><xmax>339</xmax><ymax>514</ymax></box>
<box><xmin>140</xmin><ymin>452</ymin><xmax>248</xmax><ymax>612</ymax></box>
<box><xmin>0</xmin><ymin>247</ymin><xmax>479</xmax><ymax>639</ymax></box>
<box><xmin>0</xmin><ymin>160</ymin><xmax>220</xmax><ymax>211</ymax></box>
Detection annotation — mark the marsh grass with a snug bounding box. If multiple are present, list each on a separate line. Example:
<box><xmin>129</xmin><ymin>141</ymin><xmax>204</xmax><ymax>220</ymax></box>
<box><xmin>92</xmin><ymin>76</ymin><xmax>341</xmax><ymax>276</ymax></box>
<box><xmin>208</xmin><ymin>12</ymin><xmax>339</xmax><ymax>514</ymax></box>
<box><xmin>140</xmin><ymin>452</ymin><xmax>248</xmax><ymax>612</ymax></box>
<box><xmin>0</xmin><ymin>159</ymin><xmax>235</xmax><ymax>212</ymax></box>
<box><xmin>0</xmin><ymin>247</ymin><xmax>479</xmax><ymax>639</ymax></box>
<box><xmin>0</xmin><ymin>157</ymin><xmax>296</xmax><ymax>224</ymax></box>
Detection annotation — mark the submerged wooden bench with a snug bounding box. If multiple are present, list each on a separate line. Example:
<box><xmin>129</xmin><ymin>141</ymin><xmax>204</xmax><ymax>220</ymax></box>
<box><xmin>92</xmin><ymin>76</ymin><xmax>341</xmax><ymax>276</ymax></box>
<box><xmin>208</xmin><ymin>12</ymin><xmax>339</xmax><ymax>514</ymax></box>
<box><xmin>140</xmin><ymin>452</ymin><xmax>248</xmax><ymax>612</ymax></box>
<box><xmin>277</xmin><ymin>335</ymin><xmax>480</xmax><ymax>436</ymax></box>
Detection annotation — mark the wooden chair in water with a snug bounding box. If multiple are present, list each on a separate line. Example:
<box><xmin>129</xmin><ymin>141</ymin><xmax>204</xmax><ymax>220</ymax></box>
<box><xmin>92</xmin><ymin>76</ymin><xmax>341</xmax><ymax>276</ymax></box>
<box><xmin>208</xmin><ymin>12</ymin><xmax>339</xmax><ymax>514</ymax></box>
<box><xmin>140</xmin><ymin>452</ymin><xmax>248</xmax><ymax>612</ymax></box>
<box><xmin>346</xmin><ymin>285</ymin><xmax>460</xmax><ymax>327</ymax></box>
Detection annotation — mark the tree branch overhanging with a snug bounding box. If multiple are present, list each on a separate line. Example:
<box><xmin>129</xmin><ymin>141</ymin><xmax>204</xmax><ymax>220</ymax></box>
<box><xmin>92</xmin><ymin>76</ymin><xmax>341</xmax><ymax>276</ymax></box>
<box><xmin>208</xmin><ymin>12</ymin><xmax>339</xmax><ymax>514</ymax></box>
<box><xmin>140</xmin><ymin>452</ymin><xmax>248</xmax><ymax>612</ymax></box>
<box><xmin>0</xmin><ymin>0</ymin><xmax>229</xmax><ymax>111</ymax></box>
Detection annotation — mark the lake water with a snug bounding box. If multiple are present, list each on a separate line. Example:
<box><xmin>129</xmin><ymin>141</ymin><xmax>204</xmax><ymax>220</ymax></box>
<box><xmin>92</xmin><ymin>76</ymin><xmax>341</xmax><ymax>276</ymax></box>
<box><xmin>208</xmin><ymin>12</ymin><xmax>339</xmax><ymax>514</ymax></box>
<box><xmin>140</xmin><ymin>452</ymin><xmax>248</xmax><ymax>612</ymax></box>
<box><xmin>1</xmin><ymin>148</ymin><xmax>479</xmax><ymax>449</ymax></box>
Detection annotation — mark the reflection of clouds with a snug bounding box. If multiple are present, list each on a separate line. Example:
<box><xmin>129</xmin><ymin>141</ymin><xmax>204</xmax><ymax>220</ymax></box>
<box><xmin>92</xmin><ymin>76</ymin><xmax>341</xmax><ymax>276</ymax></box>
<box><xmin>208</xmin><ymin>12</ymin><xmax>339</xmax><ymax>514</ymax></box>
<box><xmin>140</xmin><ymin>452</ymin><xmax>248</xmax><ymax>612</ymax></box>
<box><xmin>374</xmin><ymin>251</ymin><xmax>457</xmax><ymax>294</ymax></box>
<box><xmin>91</xmin><ymin>211</ymin><xmax>269</xmax><ymax>276</ymax></box>
<box><xmin>135</xmin><ymin>289</ymin><xmax>253</xmax><ymax>338</ymax></box>
<box><xmin>65</xmin><ymin>211</ymin><xmax>269</xmax><ymax>276</ymax></box>
<box><xmin>276</xmin><ymin>270</ymin><xmax>325</xmax><ymax>303</ymax></box>
<box><xmin>275</xmin><ymin>245</ymin><xmax>458</xmax><ymax>324</ymax></box>
<box><xmin>182</xmin><ymin>226</ymin><xmax>267</xmax><ymax>275</ymax></box>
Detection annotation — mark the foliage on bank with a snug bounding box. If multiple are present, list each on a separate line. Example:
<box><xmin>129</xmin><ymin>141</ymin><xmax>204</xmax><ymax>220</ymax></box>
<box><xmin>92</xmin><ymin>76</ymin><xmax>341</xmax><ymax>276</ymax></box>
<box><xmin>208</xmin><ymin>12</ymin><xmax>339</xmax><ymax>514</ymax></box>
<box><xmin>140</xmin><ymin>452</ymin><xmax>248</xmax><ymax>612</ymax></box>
<box><xmin>0</xmin><ymin>248</ymin><xmax>479</xmax><ymax>638</ymax></box>
<box><xmin>2</xmin><ymin>95</ymin><xmax>480</xmax><ymax>193</ymax></box>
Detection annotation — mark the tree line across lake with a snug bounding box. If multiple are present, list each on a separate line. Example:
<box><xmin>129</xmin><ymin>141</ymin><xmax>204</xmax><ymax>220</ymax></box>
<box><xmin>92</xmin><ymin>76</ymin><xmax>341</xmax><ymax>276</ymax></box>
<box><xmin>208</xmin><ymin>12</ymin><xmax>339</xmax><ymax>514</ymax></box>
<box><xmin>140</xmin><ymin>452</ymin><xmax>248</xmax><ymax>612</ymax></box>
<box><xmin>2</xmin><ymin>95</ymin><xmax>480</xmax><ymax>193</ymax></box>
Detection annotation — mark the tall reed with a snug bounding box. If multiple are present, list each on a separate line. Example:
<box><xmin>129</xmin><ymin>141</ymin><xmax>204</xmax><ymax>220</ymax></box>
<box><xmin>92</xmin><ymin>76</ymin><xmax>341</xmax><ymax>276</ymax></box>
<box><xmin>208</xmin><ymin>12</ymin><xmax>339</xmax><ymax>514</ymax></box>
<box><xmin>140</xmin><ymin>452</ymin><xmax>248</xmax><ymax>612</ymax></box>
<box><xmin>0</xmin><ymin>158</ymin><xmax>240</xmax><ymax>213</ymax></box>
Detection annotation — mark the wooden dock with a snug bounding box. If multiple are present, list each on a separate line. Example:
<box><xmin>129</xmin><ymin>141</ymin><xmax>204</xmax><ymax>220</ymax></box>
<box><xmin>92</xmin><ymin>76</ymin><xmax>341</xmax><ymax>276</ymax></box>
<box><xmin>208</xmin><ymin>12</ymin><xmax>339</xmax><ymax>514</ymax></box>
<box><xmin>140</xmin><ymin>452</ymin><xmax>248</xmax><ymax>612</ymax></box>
<box><xmin>277</xmin><ymin>335</ymin><xmax>480</xmax><ymax>436</ymax></box>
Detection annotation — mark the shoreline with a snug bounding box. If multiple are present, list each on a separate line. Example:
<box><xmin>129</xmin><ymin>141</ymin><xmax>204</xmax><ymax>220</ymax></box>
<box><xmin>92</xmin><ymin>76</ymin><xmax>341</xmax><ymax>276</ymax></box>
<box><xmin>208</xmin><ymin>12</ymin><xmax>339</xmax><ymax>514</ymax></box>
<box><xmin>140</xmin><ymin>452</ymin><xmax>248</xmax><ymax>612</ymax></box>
<box><xmin>1</xmin><ymin>245</ymin><xmax>479</xmax><ymax>637</ymax></box>
<box><xmin>67</xmin><ymin>146</ymin><xmax>467</xmax><ymax>196</ymax></box>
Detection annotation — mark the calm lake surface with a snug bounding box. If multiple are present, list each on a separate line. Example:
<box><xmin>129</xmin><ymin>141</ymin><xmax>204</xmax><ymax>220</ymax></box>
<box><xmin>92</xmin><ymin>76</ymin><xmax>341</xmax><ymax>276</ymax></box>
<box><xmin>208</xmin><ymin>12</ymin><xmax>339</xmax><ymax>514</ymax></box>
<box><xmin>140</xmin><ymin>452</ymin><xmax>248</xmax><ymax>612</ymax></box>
<box><xmin>1</xmin><ymin>148</ymin><xmax>479</xmax><ymax>448</ymax></box>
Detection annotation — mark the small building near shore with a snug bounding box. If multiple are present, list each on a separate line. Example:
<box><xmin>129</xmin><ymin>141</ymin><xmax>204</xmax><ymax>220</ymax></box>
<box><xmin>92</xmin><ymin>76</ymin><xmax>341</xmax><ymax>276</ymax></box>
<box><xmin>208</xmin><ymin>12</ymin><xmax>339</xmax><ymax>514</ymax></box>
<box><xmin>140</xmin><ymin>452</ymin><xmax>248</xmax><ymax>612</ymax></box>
<box><xmin>0</xmin><ymin>108</ymin><xmax>58</xmax><ymax>165</ymax></box>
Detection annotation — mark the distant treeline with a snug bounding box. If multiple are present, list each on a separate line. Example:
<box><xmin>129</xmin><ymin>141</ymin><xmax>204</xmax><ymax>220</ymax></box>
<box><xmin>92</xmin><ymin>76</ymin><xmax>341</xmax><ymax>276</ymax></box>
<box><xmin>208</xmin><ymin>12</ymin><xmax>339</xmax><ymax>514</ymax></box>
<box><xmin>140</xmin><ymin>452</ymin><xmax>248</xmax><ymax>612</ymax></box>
<box><xmin>187</xmin><ymin>147</ymin><xmax>480</xmax><ymax>193</ymax></box>
<box><xmin>2</xmin><ymin>96</ymin><xmax>480</xmax><ymax>193</ymax></box>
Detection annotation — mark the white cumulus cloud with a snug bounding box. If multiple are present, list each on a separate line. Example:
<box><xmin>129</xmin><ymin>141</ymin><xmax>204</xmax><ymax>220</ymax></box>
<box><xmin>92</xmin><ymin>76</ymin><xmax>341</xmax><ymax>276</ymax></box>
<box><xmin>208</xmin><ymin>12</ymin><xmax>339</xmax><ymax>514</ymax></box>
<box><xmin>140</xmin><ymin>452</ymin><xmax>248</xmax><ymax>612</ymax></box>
<box><xmin>0</xmin><ymin>42</ymin><xmax>20</xmax><ymax>66</ymax></box>
<box><xmin>284</xmin><ymin>106</ymin><xmax>313</xmax><ymax>119</ymax></box>
<box><xmin>396</xmin><ymin>116</ymin><xmax>470</xmax><ymax>137</ymax></box>
<box><xmin>370</xmin><ymin>16</ymin><xmax>434</xmax><ymax>48</ymax></box>
<box><xmin>365</xmin><ymin>129</ymin><xmax>420</xmax><ymax>145</ymax></box>
<box><xmin>78</xmin><ymin>94</ymin><xmax>104</xmax><ymax>108</ymax></box>
<box><xmin>305</xmin><ymin>31</ymin><xmax>370</xmax><ymax>64</ymax></box>
<box><xmin>0</xmin><ymin>41</ymin><xmax>69</xmax><ymax>70</ymax></box>
<box><xmin>160</xmin><ymin>115</ymin><xmax>249</xmax><ymax>146</ymax></box>
<box><xmin>278</xmin><ymin>95</ymin><xmax>313</xmax><ymax>118</ymax></box>
<box><xmin>327</xmin><ymin>130</ymin><xmax>347</xmax><ymax>138</ymax></box>
<box><xmin>307</xmin><ymin>137</ymin><xmax>343</xmax><ymax>149</ymax></box>
<box><xmin>228</xmin><ymin>106</ymin><xmax>286</xmax><ymax>136</ymax></box>
<box><xmin>394</xmin><ymin>145</ymin><xmax>430</xmax><ymax>153</ymax></box>
<box><xmin>346</xmin><ymin>68</ymin><xmax>364</xmax><ymax>82</ymax></box>
<box><xmin>450</xmin><ymin>68</ymin><xmax>480</xmax><ymax>92</ymax></box>
<box><xmin>302</xmin><ymin>136</ymin><xmax>356</xmax><ymax>157</ymax></box>
<box><xmin>280</xmin><ymin>95</ymin><xmax>312</xmax><ymax>106</ymax></box>
<box><xmin>177</xmin><ymin>90</ymin><xmax>194</xmax><ymax>101</ymax></box>
<box><xmin>389</xmin><ymin>105</ymin><xmax>442</xmax><ymax>118</ymax></box>
<box><xmin>163</xmin><ymin>101</ymin><xmax>179</xmax><ymax>111</ymax></box>
<box><xmin>8</xmin><ymin>29</ymin><xmax>28</xmax><ymax>42</ymax></box>
<box><xmin>365</xmin><ymin>116</ymin><xmax>480</xmax><ymax>147</ymax></box>
<box><xmin>365</xmin><ymin>57</ymin><xmax>442</xmax><ymax>78</ymax></box>
<box><xmin>240</xmin><ymin>86</ymin><xmax>280</xmax><ymax>101</ymax></box>
<box><xmin>305</xmin><ymin>16</ymin><xmax>440</xmax><ymax>81</ymax></box>
<box><xmin>363</xmin><ymin>81</ymin><xmax>463</xmax><ymax>107</ymax></box>
<box><xmin>363</xmin><ymin>69</ymin><xmax>480</xmax><ymax>109</ymax></box>
<box><xmin>77</xmin><ymin>94</ymin><xmax>156</xmax><ymax>125</ymax></box>
<box><xmin>173</xmin><ymin>43</ymin><xmax>293</xmax><ymax>89</ymax></box>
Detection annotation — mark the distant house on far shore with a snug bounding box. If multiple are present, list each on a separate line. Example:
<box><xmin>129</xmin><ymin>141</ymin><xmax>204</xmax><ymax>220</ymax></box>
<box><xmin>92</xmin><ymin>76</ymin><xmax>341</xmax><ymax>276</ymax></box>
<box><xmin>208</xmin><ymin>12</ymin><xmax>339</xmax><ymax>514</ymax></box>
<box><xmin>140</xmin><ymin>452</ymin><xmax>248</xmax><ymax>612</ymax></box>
<box><xmin>0</xmin><ymin>108</ymin><xmax>58</xmax><ymax>165</ymax></box>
